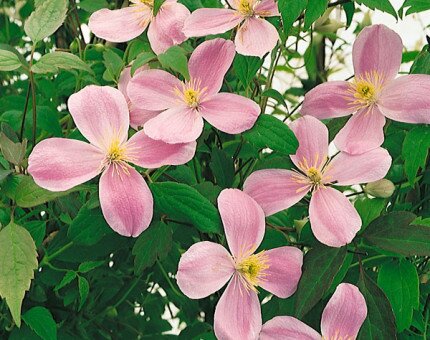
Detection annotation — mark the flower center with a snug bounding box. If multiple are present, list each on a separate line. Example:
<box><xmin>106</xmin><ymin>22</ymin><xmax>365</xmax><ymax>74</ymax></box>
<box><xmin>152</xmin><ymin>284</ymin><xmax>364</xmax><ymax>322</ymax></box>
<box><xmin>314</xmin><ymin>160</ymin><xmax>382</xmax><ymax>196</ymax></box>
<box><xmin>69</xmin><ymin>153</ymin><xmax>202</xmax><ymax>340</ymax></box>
<box><xmin>322</xmin><ymin>330</ymin><xmax>353</xmax><ymax>340</ymax></box>
<box><xmin>236</xmin><ymin>251</ymin><xmax>269</xmax><ymax>292</ymax></box>
<box><xmin>347</xmin><ymin>71</ymin><xmax>384</xmax><ymax>111</ymax></box>
<box><xmin>107</xmin><ymin>140</ymin><xmax>127</xmax><ymax>163</ymax></box>
<box><xmin>102</xmin><ymin>138</ymin><xmax>137</xmax><ymax>175</ymax></box>
<box><xmin>183</xmin><ymin>88</ymin><xmax>200</xmax><ymax>108</ymax></box>
<box><xmin>175</xmin><ymin>79</ymin><xmax>207</xmax><ymax>109</ymax></box>
<box><xmin>291</xmin><ymin>155</ymin><xmax>333</xmax><ymax>191</ymax></box>
<box><xmin>307</xmin><ymin>167</ymin><xmax>323</xmax><ymax>185</ymax></box>
<box><xmin>237</xmin><ymin>0</ymin><xmax>255</xmax><ymax>16</ymax></box>
<box><xmin>139</xmin><ymin>0</ymin><xmax>153</xmax><ymax>6</ymax></box>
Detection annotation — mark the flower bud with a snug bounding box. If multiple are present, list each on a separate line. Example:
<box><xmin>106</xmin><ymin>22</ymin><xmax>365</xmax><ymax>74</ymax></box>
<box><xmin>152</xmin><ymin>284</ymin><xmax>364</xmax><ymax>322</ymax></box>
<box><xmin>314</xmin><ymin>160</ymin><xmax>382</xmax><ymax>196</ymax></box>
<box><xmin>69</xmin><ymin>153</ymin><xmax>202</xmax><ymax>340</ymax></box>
<box><xmin>314</xmin><ymin>8</ymin><xmax>344</xmax><ymax>34</ymax></box>
<box><xmin>294</xmin><ymin>218</ymin><xmax>309</xmax><ymax>234</ymax></box>
<box><xmin>365</xmin><ymin>179</ymin><xmax>395</xmax><ymax>198</ymax></box>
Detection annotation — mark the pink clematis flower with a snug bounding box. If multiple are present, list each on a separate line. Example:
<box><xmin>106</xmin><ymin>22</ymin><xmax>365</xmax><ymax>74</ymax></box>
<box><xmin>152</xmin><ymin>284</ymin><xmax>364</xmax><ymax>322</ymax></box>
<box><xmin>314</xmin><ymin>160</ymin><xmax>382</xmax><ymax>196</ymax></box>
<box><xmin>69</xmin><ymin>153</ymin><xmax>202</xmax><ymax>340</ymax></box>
<box><xmin>243</xmin><ymin>116</ymin><xmax>392</xmax><ymax>247</ymax></box>
<box><xmin>128</xmin><ymin>38</ymin><xmax>261</xmax><ymax>144</ymax></box>
<box><xmin>301</xmin><ymin>24</ymin><xmax>430</xmax><ymax>155</ymax></box>
<box><xmin>118</xmin><ymin>66</ymin><xmax>160</xmax><ymax>130</ymax></box>
<box><xmin>260</xmin><ymin>283</ymin><xmax>367</xmax><ymax>340</ymax></box>
<box><xmin>28</xmin><ymin>85</ymin><xmax>196</xmax><ymax>237</ymax></box>
<box><xmin>88</xmin><ymin>0</ymin><xmax>189</xmax><ymax>55</ymax></box>
<box><xmin>183</xmin><ymin>0</ymin><xmax>280</xmax><ymax>58</ymax></box>
<box><xmin>177</xmin><ymin>189</ymin><xmax>303</xmax><ymax>340</ymax></box>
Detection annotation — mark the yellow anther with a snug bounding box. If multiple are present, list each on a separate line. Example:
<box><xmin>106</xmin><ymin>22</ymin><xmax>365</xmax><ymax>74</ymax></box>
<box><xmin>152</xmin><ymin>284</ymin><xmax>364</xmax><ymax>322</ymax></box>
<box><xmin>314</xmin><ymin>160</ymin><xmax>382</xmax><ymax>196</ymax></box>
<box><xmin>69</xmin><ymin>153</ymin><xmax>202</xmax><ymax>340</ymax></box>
<box><xmin>237</xmin><ymin>0</ymin><xmax>255</xmax><ymax>16</ymax></box>
<box><xmin>347</xmin><ymin>71</ymin><xmax>384</xmax><ymax>111</ymax></box>
<box><xmin>236</xmin><ymin>251</ymin><xmax>269</xmax><ymax>292</ymax></box>
<box><xmin>183</xmin><ymin>88</ymin><xmax>200</xmax><ymax>108</ymax></box>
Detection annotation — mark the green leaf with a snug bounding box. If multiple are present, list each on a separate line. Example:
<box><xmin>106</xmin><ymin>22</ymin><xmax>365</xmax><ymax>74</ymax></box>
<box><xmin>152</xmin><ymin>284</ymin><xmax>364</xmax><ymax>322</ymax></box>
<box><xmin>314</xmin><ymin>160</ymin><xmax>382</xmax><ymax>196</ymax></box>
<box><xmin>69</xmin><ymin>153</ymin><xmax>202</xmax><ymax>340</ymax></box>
<box><xmin>131</xmin><ymin>51</ymin><xmax>156</xmax><ymax>76</ymax></box>
<box><xmin>363</xmin><ymin>211</ymin><xmax>430</xmax><ymax>256</ymax></box>
<box><xmin>78</xmin><ymin>276</ymin><xmax>90</xmax><ymax>311</ymax></box>
<box><xmin>153</xmin><ymin>0</ymin><xmax>166</xmax><ymax>16</ymax></box>
<box><xmin>244</xmin><ymin>114</ymin><xmax>299</xmax><ymax>155</ymax></box>
<box><xmin>103</xmin><ymin>49</ymin><xmax>125</xmax><ymax>82</ymax></box>
<box><xmin>278</xmin><ymin>0</ymin><xmax>307</xmax><ymax>33</ymax></box>
<box><xmin>32</xmin><ymin>52</ymin><xmax>93</xmax><ymax>74</ymax></box>
<box><xmin>261</xmin><ymin>89</ymin><xmax>288</xmax><ymax>108</ymax></box>
<box><xmin>377</xmin><ymin>259</ymin><xmax>419</xmax><ymax>331</ymax></box>
<box><xmin>22</xmin><ymin>307</ymin><xmax>57</xmax><ymax>340</ymax></box>
<box><xmin>0</xmin><ymin>49</ymin><xmax>22</xmax><ymax>71</ymax></box>
<box><xmin>0</xmin><ymin>132</ymin><xmax>27</xmax><ymax>165</ymax></box>
<box><xmin>0</xmin><ymin>223</ymin><xmax>38</xmax><ymax>327</ymax></box>
<box><xmin>402</xmin><ymin>126</ymin><xmax>430</xmax><ymax>186</ymax></box>
<box><xmin>15</xmin><ymin>176</ymin><xmax>90</xmax><ymax>208</ymax></box>
<box><xmin>356</xmin><ymin>0</ymin><xmax>398</xmax><ymax>18</ymax></box>
<box><xmin>132</xmin><ymin>222</ymin><xmax>172</xmax><ymax>275</ymax></box>
<box><xmin>233</xmin><ymin>54</ymin><xmax>263</xmax><ymax>88</ymax></box>
<box><xmin>209</xmin><ymin>148</ymin><xmax>234</xmax><ymax>188</ymax></box>
<box><xmin>79</xmin><ymin>0</ymin><xmax>108</xmax><ymax>13</ymax></box>
<box><xmin>410</xmin><ymin>46</ymin><xmax>430</xmax><ymax>74</ymax></box>
<box><xmin>358</xmin><ymin>270</ymin><xmax>397</xmax><ymax>340</ymax></box>
<box><xmin>24</xmin><ymin>0</ymin><xmax>68</xmax><ymax>43</ymax></box>
<box><xmin>400</xmin><ymin>0</ymin><xmax>430</xmax><ymax>15</ymax></box>
<box><xmin>54</xmin><ymin>271</ymin><xmax>77</xmax><ymax>291</ymax></box>
<box><xmin>304</xmin><ymin>0</ymin><xmax>328</xmax><ymax>29</ymax></box>
<box><xmin>150</xmin><ymin>182</ymin><xmax>222</xmax><ymax>233</ymax></box>
<box><xmin>294</xmin><ymin>243</ymin><xmax>347</xmax><ymax>318</ymax></box>
<box><xmin>78</xmin><ymin>261</ymin><xmax>105</xmax><ymax>273</ymax></box>
<box><xmin>158</xmin><ymin>46</ymin><xmax>189</xmax><ymax>80</ymax></box>
<box><xmin>354</xmin><ymin>197</ymin><xmax>386</xmax><ymax>230</ymax></box>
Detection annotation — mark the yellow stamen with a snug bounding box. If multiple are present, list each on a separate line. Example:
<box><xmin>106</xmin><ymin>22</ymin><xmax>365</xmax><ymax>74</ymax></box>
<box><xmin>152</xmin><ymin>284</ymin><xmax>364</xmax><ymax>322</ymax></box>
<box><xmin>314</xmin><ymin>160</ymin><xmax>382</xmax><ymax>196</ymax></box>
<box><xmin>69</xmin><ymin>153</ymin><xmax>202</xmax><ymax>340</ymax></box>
<box><xmin>139</xmin><ymin>0</ymin><xmax>153</xmax><ymax>6</ymax></box>
<box><xmin>101</xmin><ymin>138</ymin><xmax>138</xmax><ymax>176</ymax></box>
<box><xmin>290</xmin><ymin>154</ymin><xmax>333</xmax><ymax>191</ymax></box>
<box><xmin>307</xmin><ymin>167</ymin><xmax>322</xmax><ymax>185</ymax></box>
<box><xmin>236</xmin><ymin>251</ymin><xmax>269</xmax><ymax>292</ymax></box>
<box><xmin>347</xmin><ymin>71</ymin><xmax>384</xmax><ymax>112</ymax></box>
<box><xmin>322</xmin><ymin>330</ymin><xmax>354</xmax><ymax>340</ymax></box>
<box><xmin>237</xmin><ymin>0</ymin><xmax>255</xmax><ymax>16</ymax></box>
<box><xmin>175</xmin><ymin>78</ymin><xmax>207</xmax><ymax>109</ymax></box>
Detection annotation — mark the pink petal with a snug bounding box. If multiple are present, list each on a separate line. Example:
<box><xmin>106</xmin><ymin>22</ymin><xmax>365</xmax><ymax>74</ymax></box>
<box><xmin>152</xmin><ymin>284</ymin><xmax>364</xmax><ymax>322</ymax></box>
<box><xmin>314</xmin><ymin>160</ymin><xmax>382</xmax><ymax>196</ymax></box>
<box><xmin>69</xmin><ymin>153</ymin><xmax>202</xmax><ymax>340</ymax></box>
<box><xmin>327</xmin><ymin>148</ymin><xmax>392</xmax><ymax>186</ymax></box>
<box><xmin>290</xmin><ymin>116</ymin><xmax>329</xmax><ymax>170</ymax></box>
<box><xmin>182</xmin><ymin>8</ymin><xmax>243</xmax><ymax>37</ymax></box>
<box><xmin>301</xmin><ymin>81</ymin><xmax>355</xmax><ymax>119</ymax></box>
<box><xmin>260</xmin><ymin>316</ymin><xmax>321</xmax><ymax>340</ymax></box>
<box><xmin>128</xmin><ymin>130</ymin><xmax>196</xmax><ymax>168</ymax></box>
<box><xmin>99</xmin><ymin>165</ymin><xmax>153</xmax><ymax>237</ymax></box>
<box><xmin>334</xmin><ymin>107</ymin><xmax>386</xmax><ymax>155</ymax></box>
<box><xmin>218</xmin><ymin>189</ymin><xmax>265</xmax><ymax>258</ymax></box>
<box><xmin>200</xmin><ymin>93</ymin><xmax>260</xmax><ymax>134</ymax></box>
<box><xmin>378</xmin><ymin>74</ymin><xmax>430</xmax><ymax>124</ymax></box>
<box><xmin>176</xmin><ymin>241</ymin><xmax>235</xmax><ymax>299</ymax></box>
<box><xmin>189</xmin><ymin>38</ymin><xmax>236</xmax><ymax>96</ymax></box>
<box><xmin>254</xmin><ymin>0</ymin><xmax>280</xmax><ymax>17</ymax></box>
<box><xmin>226</xmin><ymin>0</ymin><xmax>239</xmax><ymax>9</ymax></box>
<box><xmin>214</xmin><ymin>275</ymin><xmax>262</xmax><ymax>340</ymax></box>
<box><xmin>259</xmin><ymin>246</ymin><xmax>303</xmax><ymax>298</ymax></box>
<box><xmin>321</xmin><ymin>283</ymin><xmax>367</xmax><ymax>339</ymax></box>
<box><xmin>243</xmin><ymin>169</ymin><xmax>310</xmax><ymax>216</ymax></box>
<box><xmin>127</xmin><ymin>69</ymin><xmax>183</xmax><ymax>111</ymax></box>
<box><xmin>28</xmin><ymin>138</ymin><xmax>103</xmax><ymax>192</ymax></box>
<box><xmin>235</xmin><ymin>17</ymin><xmax>279</xmax><ymax>58</ymax></box>
<box><xmin>353</xmin><ymin>24</ymin><xmax>402</xmax><ymax>82</ymax></box>
<box><xmin>118</xmin><ymin>66</ymin><xmax>148</xmax><ymax>101</ymax></box>
<box><xmin>88</xmin><ymin>6</ymin><xmax>150</xmax><ymax>43</ymax></box>
<box><xmin>143</xmin><ymin>107</ymin><xmax>204</xmax><ymax>144</ymax></box>
<box><xmin>68</xmin><ymin>86</ymin><xmax>129</xmax><ymax>150</ymax></box>
<box><xmin>147</xmin><ymin>2</ymin><xmax>190</xmax><ymax>55</ymax></box>
<box><xmin>309</xmin><ymin>187</ymin><xmax>361</xmax><ymax>247</ymax></box>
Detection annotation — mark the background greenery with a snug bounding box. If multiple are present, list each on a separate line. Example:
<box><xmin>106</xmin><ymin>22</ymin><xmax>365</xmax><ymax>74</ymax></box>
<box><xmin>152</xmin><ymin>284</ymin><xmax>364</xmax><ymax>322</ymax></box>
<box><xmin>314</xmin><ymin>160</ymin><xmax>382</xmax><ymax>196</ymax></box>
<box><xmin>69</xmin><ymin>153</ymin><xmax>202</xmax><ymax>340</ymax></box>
<box><xmin>0</xmin><ymin>0</ymin><xmax>430</xmax><ymax>339</ymax></box>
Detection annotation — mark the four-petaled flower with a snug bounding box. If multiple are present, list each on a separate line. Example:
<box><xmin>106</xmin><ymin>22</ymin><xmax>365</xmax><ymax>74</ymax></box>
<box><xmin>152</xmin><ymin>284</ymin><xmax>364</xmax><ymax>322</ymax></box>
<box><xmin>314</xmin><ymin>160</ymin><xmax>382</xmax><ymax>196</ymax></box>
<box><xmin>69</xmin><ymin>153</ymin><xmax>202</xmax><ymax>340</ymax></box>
<box><xmin>128</xmin><ymin>38</ymin><xmax>261</xmax><ymax>144</ymax></box>
<box><xmin>183</xmin><ymin>0</ymin><xmax>280</xmax><ymax>57</ymax></box>
<box><xmin>260</xmin><ymin>283</ymin><xmax>367</xmax><ymax>340</ymax></box>
<box><xmin>177</xmin><ymin>189</ymin><xmax>303</xmax><ymax>340</ymax></box>
<box><xmin>244</xmin><ymin>116</ymin><xmax>392</xmax><ymax>247</ymax></box>
<box><xmin>89</xmin><ymin>0</ymin><xmax>190</xmax><ymax>55</ymax></box>
<box><xmin>28</xmin><ymin>85</ymin><xmax>196</xmax><ymax>237</ymax></box>
<box><xmin>301</xmin><ymin>24</ymin><xmax>430</xmax><ymax>154</ymax></box>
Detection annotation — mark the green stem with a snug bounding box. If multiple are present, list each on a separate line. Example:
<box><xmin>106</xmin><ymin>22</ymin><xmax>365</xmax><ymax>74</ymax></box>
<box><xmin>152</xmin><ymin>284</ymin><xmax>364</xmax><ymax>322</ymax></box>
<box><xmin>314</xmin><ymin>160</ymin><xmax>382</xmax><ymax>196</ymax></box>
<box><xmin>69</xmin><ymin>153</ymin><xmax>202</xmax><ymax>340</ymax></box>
<box><xmin>41</xmin><ymin>242</ymin><xmax>74</xmax><ymax>265</ymax></box>
<box><xmin>349</xmin><ymin>254</ymin><xmax>388</xmax><ymax>269</ymax></box>
<box><xmin>157</xmin><ymin>261</ymin><xmax>181</xmax><ymax>297</ymax></box>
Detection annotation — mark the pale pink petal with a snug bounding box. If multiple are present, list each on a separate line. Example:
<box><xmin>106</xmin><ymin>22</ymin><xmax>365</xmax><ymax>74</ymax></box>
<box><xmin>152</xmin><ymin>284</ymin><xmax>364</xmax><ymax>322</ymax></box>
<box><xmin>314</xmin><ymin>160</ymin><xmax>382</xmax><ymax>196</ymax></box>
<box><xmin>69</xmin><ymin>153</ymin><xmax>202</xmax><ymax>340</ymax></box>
<box><xmin>235</xmin><ymin>17</ymin><xmax>279</xmax><ymax>58</ymax></box>
<box><xmin>176</xmin><ymin>241</ymin><xmax>235</xmax><ymax>299</ymax></box>
<box><xmin>128</xmin><ymin>130</ymin><xmax>196</xmax><ymax>168</ymax></box>
<box><xmin>200</xmin><ymin>93</ymin><xmax>260</xmax><ymax>134</ymax></box>
<box><xmin>353</xmin><ymin>24</ymin><xmax>403</xmax><ymax>82</ymax></box>
<box><xmin>321</xmin><ymin>283</ymin><xmax>367</xmax><ymax>339</ymax></box>
<box><xmin>290</xmin><ymin>116</ymin><xmax>329</xmax><ymax>170</ymax></box>
<box><xmin>309</xmin><ymin>187</ymin><xmax>361</xmax><ymax>247</ymax></box>
<box><xmin>334</xmin><ymin>107</ymin><xmax>386</xmax><ymax>155</ymax></box>
<box><xmin>182</xmin><ymin>8</ymin><xmax>243</xmax><ymax>37</ymax></box>
<box><xmin>68</xmin><ymin>86</ymin><xmax>129</xmax><ymax>150</ymax></box>
<box><xmin>130</xmin><ymin>108</ymin><xmax>161</xmax><ymax>130</ymax></box>
<box><xmin>243</xmin><ymin>169</ymin><xmax>310</xmax><ymax>216</ymax></box>
<box><xmin>127</xmin><ymin>69</ymin><xmax>183</xmax><ymax>111</ymax></box>
<box><xmin>214</xmin><ymin>275</ymin><xmax>262</xmax><ymax>340</ymax></box>
<box><xmin>254</xmin><ymin>0</ymin><xmax>280</xmax><ymax>17</ymax></box>
<box><xmin>259</xmin><ymin>246</ymin><xmax>303</xmax><ymax>298</ymax></box>
<box><xmin>99</xmin><ymin>165</ymin><xmax>153</xmax><ymax>237</ymax></box>
<box><xmin>118</xmin><ymin>66</ymin><xmax>148</xmax><ymax>101</ymax></box>
<box><xmin>260</xmin><ymin>316</ymin><xmax>321</xmax><ymax>340</ymax></box>
<box><xmin>218</xmin><ymin>189</ymin><xmax>265</xmax><ymax>258</ymax></box>
<box><xmin>28</xmin><ymin>138</ymin><xmax>103</xmax><ymax>192</ymax></box>
<box><xmin>327</xmin><ymin>148</ymin><xmax>392</xmax><ymax>186</ymax></box>
<box><xmin>88</xmin><ymin>6</ymin><xmax>150</xmax><ymax>43</ymax></box>
<box><xmin>301</xmin><ymin>81</ymin><xmax>355</xmax><ymax>119</ymax></box>
<box><xmin>143</xmin><ymin>107</ymin><xmax>204</xmax><ymax>144</ymax></box>
<box><xmin>378</xmin><ymin>74</ymin><xmax>430</xmax><ymax>123</ymax></box>
<box><xmin>189</xmin><ymin>39</ymin><xmax>236</xmax><ymax>95</ymax></box>
<box><xmin>147</xmin><ymin>2</ymin><xmax>190</xmax><ymax>55</ymax></box>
